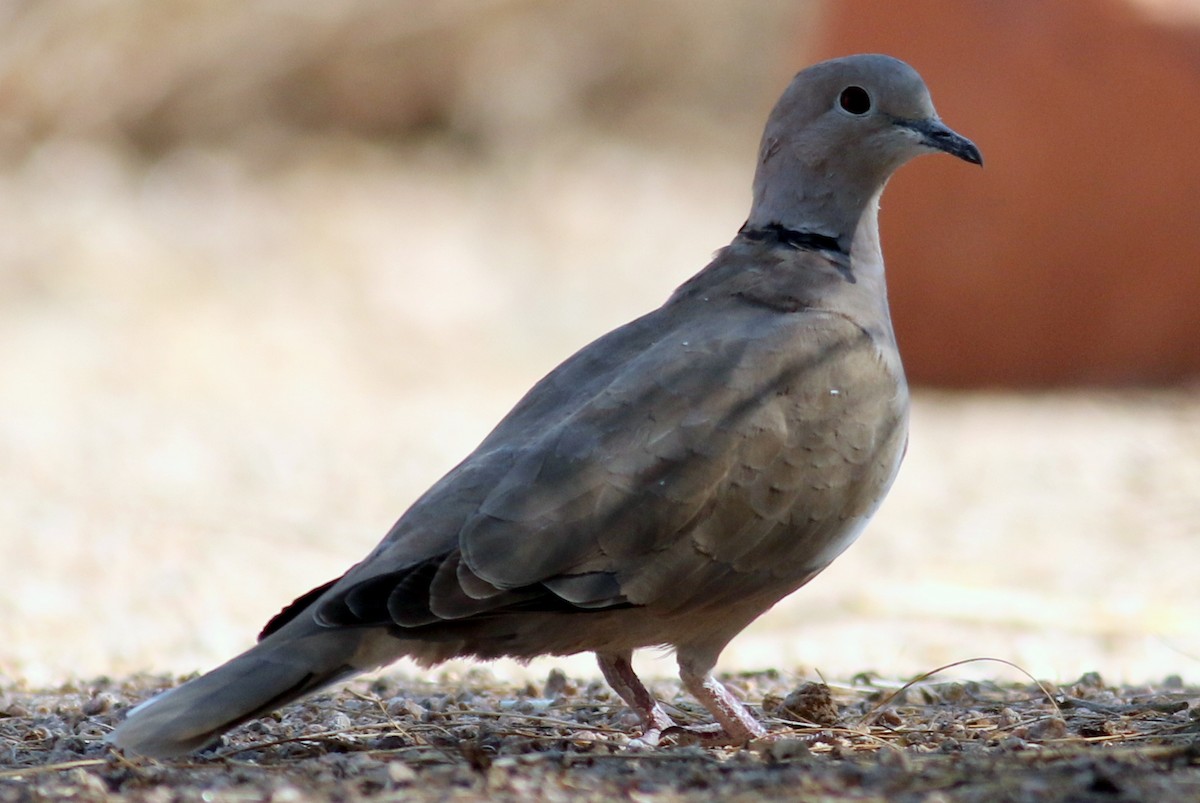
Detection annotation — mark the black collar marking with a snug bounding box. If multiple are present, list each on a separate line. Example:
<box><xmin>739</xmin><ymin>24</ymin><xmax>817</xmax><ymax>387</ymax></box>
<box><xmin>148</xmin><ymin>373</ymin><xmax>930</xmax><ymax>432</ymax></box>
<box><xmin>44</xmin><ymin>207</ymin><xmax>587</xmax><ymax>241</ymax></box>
<box><xmin>737</xmin><ymin>222</ymin><xmax>845</xmax><ymax>255</ymax></box>
<box><xmin>737</xmin><ymin>222</ymin><xmax>854</xmax><ymax>283</ymax></box>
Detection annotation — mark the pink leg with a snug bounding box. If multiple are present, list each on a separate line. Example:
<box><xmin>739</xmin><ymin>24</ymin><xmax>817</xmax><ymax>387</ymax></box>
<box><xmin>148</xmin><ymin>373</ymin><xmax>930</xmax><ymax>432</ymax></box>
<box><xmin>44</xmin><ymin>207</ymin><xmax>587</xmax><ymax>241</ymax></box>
<box><xmin>598</xmin><ymin>650</ymin><xmax>768</xmax><ymax>747</ymax></box>
<box><xmin>677</xmin><ymin>663</ymin><xmax>767</xmax><ymax>745</ymax></box>
<box><xmin>681</xmin><ymin>662</ymin><xmax>763</xmax><ymax>744</ymax></box>
<box><xmin>597</xmin><ymin>652</ymin><xmax>675</xmax><ymax>745</ymax></box>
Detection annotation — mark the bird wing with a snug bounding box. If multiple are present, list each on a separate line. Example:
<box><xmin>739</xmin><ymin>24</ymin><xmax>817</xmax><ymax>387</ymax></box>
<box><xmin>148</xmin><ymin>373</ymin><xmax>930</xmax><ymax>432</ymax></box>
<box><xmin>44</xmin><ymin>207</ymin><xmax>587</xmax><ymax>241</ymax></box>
<box><xmin>271</xmin><ymin>245</ymin><xmax>904</xmax><ymax>636</ymax></box>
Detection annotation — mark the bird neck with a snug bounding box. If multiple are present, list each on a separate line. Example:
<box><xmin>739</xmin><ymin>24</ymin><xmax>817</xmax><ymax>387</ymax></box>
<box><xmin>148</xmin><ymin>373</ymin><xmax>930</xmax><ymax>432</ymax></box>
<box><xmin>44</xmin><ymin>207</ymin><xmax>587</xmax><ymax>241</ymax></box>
<box><xmin>741</xmin><ymin>184</ymin><xmax>889</xmax><ymax>288</ymax></box>
<box><xmin>844</xmin><ymin>186</ymin><xmax>897</xmax><ymax>342</ymax></box>
<box><xmin>744</xmin><ymin>129</ymin><xmax>889</xmax><ymax>257</ymax></box>
<box><xmin>848</xmin><ymin>186</ymin><xmax>886</xmax><ymax>282</ymax></box>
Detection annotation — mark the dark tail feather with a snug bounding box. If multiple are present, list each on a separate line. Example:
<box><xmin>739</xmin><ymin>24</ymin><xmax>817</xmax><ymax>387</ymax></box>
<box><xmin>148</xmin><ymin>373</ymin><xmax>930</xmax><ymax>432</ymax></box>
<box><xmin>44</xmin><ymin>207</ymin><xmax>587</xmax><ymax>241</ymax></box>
<box><xmin>107</xmin><ymin>625</ymin><xmax>373</xmax><ymax>758</ymax></box>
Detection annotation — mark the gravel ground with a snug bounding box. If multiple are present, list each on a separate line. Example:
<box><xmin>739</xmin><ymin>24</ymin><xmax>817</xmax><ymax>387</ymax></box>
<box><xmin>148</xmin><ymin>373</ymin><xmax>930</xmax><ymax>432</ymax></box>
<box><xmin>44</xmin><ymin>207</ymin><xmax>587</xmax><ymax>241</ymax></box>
<box><xmin>3</xmin><ymin>669</ymin><xmax>1200</xmax><ymax>802</ymax></box>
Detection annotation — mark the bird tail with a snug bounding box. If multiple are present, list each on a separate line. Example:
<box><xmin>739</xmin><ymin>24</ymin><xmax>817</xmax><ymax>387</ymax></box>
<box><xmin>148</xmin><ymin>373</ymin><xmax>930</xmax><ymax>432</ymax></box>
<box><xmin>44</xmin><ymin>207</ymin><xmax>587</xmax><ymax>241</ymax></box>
<box><xmin>107</xmin><ymin>623</ymin><xmax>380</xmax><ymax>758</ymax></box>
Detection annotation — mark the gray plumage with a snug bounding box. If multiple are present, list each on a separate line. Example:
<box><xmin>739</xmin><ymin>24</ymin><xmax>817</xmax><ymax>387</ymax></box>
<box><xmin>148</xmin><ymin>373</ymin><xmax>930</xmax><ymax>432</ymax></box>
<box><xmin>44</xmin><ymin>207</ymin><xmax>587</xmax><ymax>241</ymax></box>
<box><xmin>109</xmin><ymin>53</ymin><xmax>980</xmax><ymax>758</ymax></box>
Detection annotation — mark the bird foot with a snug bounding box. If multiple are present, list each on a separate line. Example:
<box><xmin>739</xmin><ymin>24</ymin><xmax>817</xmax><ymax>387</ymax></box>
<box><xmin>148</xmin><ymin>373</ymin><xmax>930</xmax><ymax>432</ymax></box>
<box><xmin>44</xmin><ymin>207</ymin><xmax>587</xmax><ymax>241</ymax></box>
<box><xmin>624</xmin><ymin>723</ymin><xmax>714</xmax><ymax>749</ymax></box>
<box><xmin>629</xmin><ymin>722</ymin><xmax>767</xmax><ymax>749</ymax></box>
<box><xmin>660</xmin><ymin>723</ymin><xmax>744</xmax><ymax>747</ymax></box>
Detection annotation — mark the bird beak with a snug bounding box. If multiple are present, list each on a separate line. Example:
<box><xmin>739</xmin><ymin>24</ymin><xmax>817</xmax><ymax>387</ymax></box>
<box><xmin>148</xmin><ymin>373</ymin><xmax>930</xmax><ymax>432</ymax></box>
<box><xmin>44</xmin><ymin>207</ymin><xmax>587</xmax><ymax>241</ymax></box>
<box><xmin>901</xmin><ymin>117</ymin><xmax>983</xmax><ymax>166</ymax></box>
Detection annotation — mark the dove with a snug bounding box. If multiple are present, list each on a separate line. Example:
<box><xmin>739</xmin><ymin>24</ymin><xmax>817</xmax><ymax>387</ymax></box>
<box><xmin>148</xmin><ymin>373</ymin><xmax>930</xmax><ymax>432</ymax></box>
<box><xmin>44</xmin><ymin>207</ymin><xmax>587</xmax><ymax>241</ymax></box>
<box><xmin>109</xmin><ymin>53</ymin><xmax>981</xmax><ymax>758</ymax></box>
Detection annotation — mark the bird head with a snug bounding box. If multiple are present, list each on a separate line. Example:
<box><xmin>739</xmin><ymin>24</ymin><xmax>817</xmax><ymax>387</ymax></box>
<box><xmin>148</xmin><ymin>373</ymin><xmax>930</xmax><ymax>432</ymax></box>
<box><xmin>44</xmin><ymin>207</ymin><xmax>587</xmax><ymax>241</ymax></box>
<box><xmin>747</xmin><ymin>54</ymin><xmax>981</xmax><ymax>243</ymax></box>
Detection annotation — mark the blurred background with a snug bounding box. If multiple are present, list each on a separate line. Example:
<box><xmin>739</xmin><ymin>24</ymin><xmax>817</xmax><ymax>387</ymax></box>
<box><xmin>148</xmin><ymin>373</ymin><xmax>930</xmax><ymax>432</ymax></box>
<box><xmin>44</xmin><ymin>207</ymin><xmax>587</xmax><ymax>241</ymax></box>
<box><xmin>2</xmin><ymin>0</ymin><xmax>1200</xmax><ymax>688</ymax></box>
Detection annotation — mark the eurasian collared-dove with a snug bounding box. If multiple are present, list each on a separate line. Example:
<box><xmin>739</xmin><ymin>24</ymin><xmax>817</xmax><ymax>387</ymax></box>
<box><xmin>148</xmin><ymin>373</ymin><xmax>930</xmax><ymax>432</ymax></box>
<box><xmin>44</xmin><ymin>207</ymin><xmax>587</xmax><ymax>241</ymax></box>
<box><xmin>109</xmin><ymin>54</ymin><xmax>980</xmax><ymax>758</ymax></box>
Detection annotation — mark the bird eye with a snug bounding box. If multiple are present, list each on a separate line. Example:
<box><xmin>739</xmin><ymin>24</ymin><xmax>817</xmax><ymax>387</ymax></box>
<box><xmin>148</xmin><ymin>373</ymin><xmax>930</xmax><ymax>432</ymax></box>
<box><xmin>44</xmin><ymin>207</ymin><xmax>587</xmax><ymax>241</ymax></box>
<box><xmin>838</xmin><ymin>86</ymin><xmax>871</xmax><ymax>115</ymax></box>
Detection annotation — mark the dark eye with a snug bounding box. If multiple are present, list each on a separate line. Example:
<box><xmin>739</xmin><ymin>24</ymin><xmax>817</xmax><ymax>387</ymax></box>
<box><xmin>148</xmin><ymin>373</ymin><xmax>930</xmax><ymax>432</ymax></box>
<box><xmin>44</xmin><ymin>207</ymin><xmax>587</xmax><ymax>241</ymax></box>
<box><xmin>838</xmin><ymin>86</ymin><xmax>871</xmax><ymax>115</ymax></box>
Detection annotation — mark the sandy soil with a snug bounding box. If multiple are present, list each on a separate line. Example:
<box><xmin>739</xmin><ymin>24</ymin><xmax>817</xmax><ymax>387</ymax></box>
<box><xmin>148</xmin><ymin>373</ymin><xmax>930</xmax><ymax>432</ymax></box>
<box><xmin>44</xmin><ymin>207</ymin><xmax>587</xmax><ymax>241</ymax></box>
<box><xmin>2</xmin><ymin>139</ymin><xmax>1199</xmax><ymax>687</ymax></box>
<box><xmin>2</xmin><ymin>138</ymin><xmax>1200</xmax><ymax>799</ymax></box>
